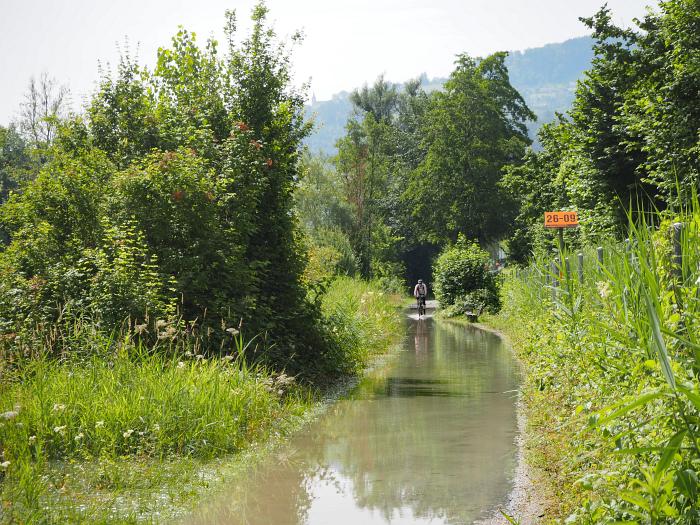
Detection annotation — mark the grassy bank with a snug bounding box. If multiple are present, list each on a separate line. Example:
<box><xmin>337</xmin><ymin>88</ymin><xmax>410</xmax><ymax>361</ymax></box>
<box><xmin>487</xmin><ymin>206</ymin><xmax>700</xmax><ymax>523</ymax></box>
<box><xmin>0</xmin><ymin>278</ymin><xmax>402</xmax><ymax>524</ymax></box>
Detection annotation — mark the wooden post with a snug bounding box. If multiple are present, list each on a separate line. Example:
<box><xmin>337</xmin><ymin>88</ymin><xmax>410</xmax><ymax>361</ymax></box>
<box><xmin>672</xmin><ymin>222</ymin><xmax>684</xmax><ymax>278</ymax></box>
<box><xmin>558</xmin><ymin>228</ymin><xmax>564</xmax><ymax>255</ymax></box>
<box><xmin>578</xmin><ymin>252</ymin><xmax>584</xmax><ymax>283</ymax></box>
<box><xmin>551</xmin><ymin>260</ymin><xmax>558</xmax><ymax>301</ymax></box>
<box><xmin>597</xmin><ymin>246</ymin><xmax>604</xmax><ymax>266</ymax></box>
<box><xmin>565</xmin><ymin>257</ymin><xmax>571</xmax><ymax>280</ymax></box>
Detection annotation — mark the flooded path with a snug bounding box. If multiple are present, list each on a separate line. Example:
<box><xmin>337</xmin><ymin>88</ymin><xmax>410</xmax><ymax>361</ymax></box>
<box><xmin>187</xmin><ymin>317</ymin><xmax>520</xmax><ymax>525</ymax></box>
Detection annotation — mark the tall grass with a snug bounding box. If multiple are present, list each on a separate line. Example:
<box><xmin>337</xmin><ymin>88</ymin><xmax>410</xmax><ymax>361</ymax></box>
<box><xmin>0</xmin><ymin>337</ymin><xmax>308</xmax><ymax>522</ymax></box>
<box><xmin>320</xmin><ymin>276</ymin><xmax>403</xmax><ymax>375</ymax></box>
<box><xmin>493</xmin><ymin>196</ymin><xmax>700</xmax><ymax>523</ymax></box>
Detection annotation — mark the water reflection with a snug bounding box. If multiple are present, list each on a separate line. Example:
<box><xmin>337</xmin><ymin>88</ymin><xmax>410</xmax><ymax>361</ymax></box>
<box><xmin>186</xmin><ymin>319</ymin><xmax>520</xmax><ymax>525</ymax></box>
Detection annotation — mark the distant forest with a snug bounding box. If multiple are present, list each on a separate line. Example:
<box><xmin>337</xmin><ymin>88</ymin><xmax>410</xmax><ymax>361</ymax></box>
<box><xmin>304</xmin><ymin>36</ymin><xmax>595</xmax><ymax>153</ymax></box>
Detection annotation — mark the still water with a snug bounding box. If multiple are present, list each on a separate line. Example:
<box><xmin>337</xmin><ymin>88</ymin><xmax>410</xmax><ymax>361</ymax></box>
<box><xmin>187</xmin><ymin>318</ymin><xmax>520</xmax><ymax>525</ymax></box>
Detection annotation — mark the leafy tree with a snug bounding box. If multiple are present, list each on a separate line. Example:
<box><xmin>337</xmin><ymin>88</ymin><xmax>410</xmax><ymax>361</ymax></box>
<box><xmin>404</xmin><ymin>53</ymin><xmax>535</xmax><ymax>246</ymax></box>
<box><xmin>335</xmin><ymin>111</ymin><xmax>395</xmax><ymax>278</ymax></box>
<box><xmin>502</xmin><ymin>0</ymin><xmax>700</xmax><ymax>259</ymax></box>
<box><xmin>0</xmin><ymin>3</ymin><xmax>332</xmax><ymax>372</ymax></box>
<box><xmin>618</xmin><ymin>0</ymin><xmax>700</xmax><ymax>205</ymax></box>
<box><xmin>0</xmin><ymin>125</ymin><xmax>31</xmax><ymax>205</ymax></box>
<box><xmin>296</xmin><ymin>153</ymin><xmax>353</xmax><ymax>235</ymax></box>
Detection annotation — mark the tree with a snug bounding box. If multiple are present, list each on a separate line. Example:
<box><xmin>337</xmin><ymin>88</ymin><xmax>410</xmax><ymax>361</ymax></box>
<box><xmin>0</xmin><ymin>125</ymin><xmax>30</xmax><ymax>205</ymax></box>
<box><xmin>0</xmin><ymin>3</ymin><xmax>331</xmax><ymax>372</ymax></box>
<box><xmin>501</xmin><ymin>0</ymin><xmax>700</xmax><ymax>259</ymax></box>
<box><xmin>404</xmin><ymin>53</ymin><xmax>535</xmax><ymax>246</ymax></box>
<box><xmin>19</xmin><ymin>73</ymin><xmax>70</xmax><ymax>156</ymax></box>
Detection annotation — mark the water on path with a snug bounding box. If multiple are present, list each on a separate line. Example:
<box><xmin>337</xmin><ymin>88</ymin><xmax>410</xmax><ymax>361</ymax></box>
<box><xmin>187</xmin><ymin>318</ymin><xmax>520</xmax><ymax>525</ymax></box>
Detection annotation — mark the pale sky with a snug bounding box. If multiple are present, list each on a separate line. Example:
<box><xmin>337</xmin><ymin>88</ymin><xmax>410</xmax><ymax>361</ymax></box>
<box><xmin>0</xmin><ymin>0</ymin><xmax>657</xmax><ymax>125</ymax></box>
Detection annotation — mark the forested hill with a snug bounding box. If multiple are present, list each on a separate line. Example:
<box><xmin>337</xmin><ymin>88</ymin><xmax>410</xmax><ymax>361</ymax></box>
<box><xmin>304</xmin><ymin>36</ymin><xmax>595</xmax><ymax>154</ymax></box>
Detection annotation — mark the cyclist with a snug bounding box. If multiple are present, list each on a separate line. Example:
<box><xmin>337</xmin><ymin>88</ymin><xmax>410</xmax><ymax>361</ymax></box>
<box><xmin>413</xmin><ymin>279</ymin><xmax>428</xmax><ymax>313</ymax></box>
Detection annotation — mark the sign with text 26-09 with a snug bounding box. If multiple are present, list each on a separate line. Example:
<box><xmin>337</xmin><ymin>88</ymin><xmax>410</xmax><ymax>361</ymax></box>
<box><xmin>544</xmin><ymin>211</ymin><xmax>579</xmax><ymax>228</ymax></box>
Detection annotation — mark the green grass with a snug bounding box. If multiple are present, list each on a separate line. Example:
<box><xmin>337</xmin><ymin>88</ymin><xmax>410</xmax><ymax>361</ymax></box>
<box><xmin>0</xmin><ymin>277</ymin><xmax>402</xmax><ymax>523</ymax></box>
<box><xmin>489</xmin><ymin>197</ymin><xmax>700</xmax><ymax>523</ymax></box>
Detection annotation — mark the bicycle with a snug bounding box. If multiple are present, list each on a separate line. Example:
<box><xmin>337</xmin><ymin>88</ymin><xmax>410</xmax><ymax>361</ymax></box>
<box><xmin>417</xmin><ymin>295</ymin><xmax>426</xmax><ymax>317</ymax></box>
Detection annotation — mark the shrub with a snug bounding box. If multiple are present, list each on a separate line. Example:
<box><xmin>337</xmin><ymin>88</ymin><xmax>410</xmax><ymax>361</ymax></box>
<box><xmin>433</xmin><ymin>236</ymin><xmax>500</xmax><ymax>314</ymax></box>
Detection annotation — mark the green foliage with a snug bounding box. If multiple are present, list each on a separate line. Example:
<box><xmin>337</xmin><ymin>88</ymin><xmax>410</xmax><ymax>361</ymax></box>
<box><xmin>84</xmin><ymin>221</ymin><xmax>177</xmax><ymax>326</ymax></box>
<box><xmin>502</xmin><ymin>0</ymin><xmax>700</xmax><ymax>258</ymax></box>
<box><xmin>405</xmin><ymin>52</ymin><xmax>535</xmax><ymax>246</ymax></box>
<box><xmin>492</xmin><ymin>196</ymin><xmax>700</xmax><ymax>523</ymax></box>
<box><xmin>331</xmin><ymin>76</ymin><xmax>430</xmax><ymax>283</ymax></box>
<box><xmin>0</xmin><ymin>125</ymin><xmax>31</xmax><ymax>205</ymax></box>
<box><xmin>0</xmin><ymin>4</ymin><xmax>332</xmax><ymax>371</ymax></box>
<box><xmin>433</xmin><ymin>237</ymin><xmax>500</xmax><ymax>314</ymax></box>
<box><xmin>319</xmin><ymin>277</ymin><xmax>401</xmax><ymax>375</ymax></box>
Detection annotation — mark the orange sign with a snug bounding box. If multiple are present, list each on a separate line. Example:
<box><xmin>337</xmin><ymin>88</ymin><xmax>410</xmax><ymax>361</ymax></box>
<box><xmin>544</xmin><ymin>211</ymin><xmax>579</xmax><ymax>228</ymax></box>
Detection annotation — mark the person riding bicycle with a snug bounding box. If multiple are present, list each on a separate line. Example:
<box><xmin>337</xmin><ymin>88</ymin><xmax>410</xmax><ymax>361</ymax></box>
<box><xmin>413</xmin><ymin>279</ymin><xmax>428</xmax><ymax>311</ymax></box>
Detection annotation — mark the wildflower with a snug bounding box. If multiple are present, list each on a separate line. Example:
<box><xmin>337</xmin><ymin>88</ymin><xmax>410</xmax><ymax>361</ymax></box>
<box><xmin>156</xmin><ymin>319</ymin><xmax>168</xmax><ymax>329</ymax></box>
<box><xmin>152</xmin><ymin>424</ymin><xmax>160</xmax><ymax>432</ymax></box>
<box><xmin>123</xmin><ymin>429</ymin><xmax>134</xmax><ymax>439</ymax></box>
<box><xmin>28</xmin><ymin>435</ymin><xmax>36</xmax><ymax>444</ymax></box>
<box><xmin>0</xmin><ymin>461</ymin><xmax>9</xmax><ymax>469</ymax></box>
<box><xmin>95</xmin><ymin>421</ymin><xmax>105</xmax><ymax>429</ymax></box>
<box><xmin>250</xmin><ymin>139</ymin><xmax>262</xmax><ymax>150</ymax></box>
<box><xmin>265</xmin><ymin>158</ymin><xmax>273</xmax><ymax>168</ymax></box>
<box><xmin>222</xmin><ymin>355</ymin><xmax>235</xmax><ymax>362</ymax></box>
<box><xmin>1</xmin><ymin>411</ymin><xmax>18</xmax><ymax>421</ymax></box>
<box><xmin>54</xmin><ymin>425</ymin><xmax>66</xmax><ymax>435</ymax></box>
<box><xmin>226</xmin><ymin>327</ymin><xmax>239</xmax><ymax>336</ymax></box>
<box><xmin>134</xmin><ymin>323</ymin><xmax>148</xmax><ymax>335</ymax></box>
<box><xmin>74</xmin><ymin>433</ymin><xmax>84</xmax><ymax>442</ymax></box>
<box><xmin>236</xmin><ymin>121</ymin><xmax>249</xmax><ymax>132</ymax></box>
<box><xmin>184</xmin><ymin>351</ymin><xmax>194</xmax><ymax>357</ymax></box>
<box><xmin>177</xmin><ymin>361</ymin><xmax>186</xmax><ymax>369</ymax></box>
<box><xmin>195</xmin><ymin>354</ymin><xmax>205</xmax><ymax>360</ymax></box>
<box><xmin>596</xmin><ymin>281</ymin><xmax>612</xmax><ymax>299</ymax></box>
<box><xmin>52</xmin><ymin>403</ymin><xmax>66</xmax><ymax>412</ymax></box>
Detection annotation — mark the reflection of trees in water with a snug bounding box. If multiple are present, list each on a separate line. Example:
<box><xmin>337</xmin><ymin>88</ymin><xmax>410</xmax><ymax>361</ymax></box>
<box><xmin>188</xmin><ymin>321</ymin><xmax>519</xmax><ymax>525</ymax></box>
<box><xmin>312</xmin><ymin>320</ymin><xmax>520</xmax><ymax>524</ymax></box>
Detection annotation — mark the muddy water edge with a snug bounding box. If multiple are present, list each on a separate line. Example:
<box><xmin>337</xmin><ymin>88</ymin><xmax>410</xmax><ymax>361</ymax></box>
<box><xmin>185</xmin><ymin>317</ymin><xmax>521</xmax><ymax>525</ymax></box>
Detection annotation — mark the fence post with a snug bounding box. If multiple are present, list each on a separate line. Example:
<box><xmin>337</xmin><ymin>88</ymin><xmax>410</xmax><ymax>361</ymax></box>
<box><xmin>578</xmin><ymin>252</ymin><xmax>584</xmax><ymax>283</ymax></box>
<box><xmin>672</xmin><ymin>222</ymin><xmax>684</xmax><ymax>278</ymax></box>
<box><xmin>565</xmin><ymin>257</ymin><xmax>571</xmax><ymax>281</ymax></box>
<box><xmin>551</xmin><ymin>260</ymin><xmax>559</xmax><ymax>301</ymax></box>
<box><xmin>597</xmin><ymin>246</ymin><xmax>603</xmax><ymax>266</ymax></box>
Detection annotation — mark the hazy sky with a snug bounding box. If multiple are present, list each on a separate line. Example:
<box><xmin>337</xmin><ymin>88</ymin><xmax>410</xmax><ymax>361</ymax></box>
<box><xmin>0</xmin><ymin>0</ymin><xmax>657</xmax><ymax>124</ymax></box>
